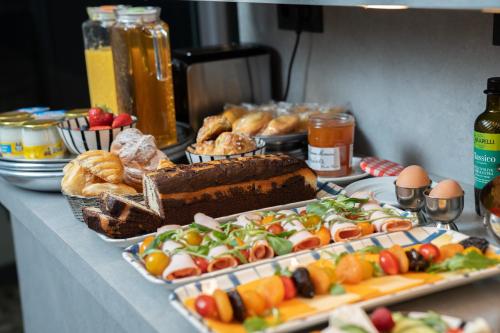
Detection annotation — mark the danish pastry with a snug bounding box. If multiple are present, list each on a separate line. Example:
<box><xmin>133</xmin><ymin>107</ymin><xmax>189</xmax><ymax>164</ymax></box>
<box><xmin>232</xmin><ymin>112</ymin><xmax>272</xmax><ymax>136</ymax></box>
<box><xmin>76</xmin><ymin>150</ymin><xmax>124</xmax><ymax>184</ymax></box>
<box><xmin>192</xmin><ymin>140</ymin><xmax>216</xmax><ymax>155</ymax></box>
<box><xmin>196</xmin><ymin>115</ymin><xmax>232</xmax><ymax>144</ymax></box>
<box><xmin>81</xmin><ymin>182</ymin><xmax>137</xmax><ymax>197</ymax></box>
<box><xmin>61</xmin><ymin>161</ymin><xmax>87</xmax><ymax>195</ymax></box>
<box><xmin>212</xmin><ymin>132</ymin><xmax>256</xmax><ymax>155</ymax></box>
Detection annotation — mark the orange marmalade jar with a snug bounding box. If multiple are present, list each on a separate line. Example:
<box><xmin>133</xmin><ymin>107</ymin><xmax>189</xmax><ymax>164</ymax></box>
<box><xmin>308</xmin><ymin>112</ymin><xmax>355</xmax><ymax>177</ymax></box>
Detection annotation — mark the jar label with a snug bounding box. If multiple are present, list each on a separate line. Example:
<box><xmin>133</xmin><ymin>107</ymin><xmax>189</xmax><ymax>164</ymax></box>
<box><xmin>474</xmin><ymin>131</ymin><xmax>500</xmax><ymax>189</ymax></box>
<box><xmin>23</xmin><ymin>141</ymin><xmax>65</xmax><ymax>159</ymax></box>
<box><xmin>308</xmin><ymin>145</ymin><xmax>341</xmax><ymax>171</ymax></box>
<box><xmin>0</xmin><ymin>141</ymin><xmax>23</xmax><ymax>156</ymax></box>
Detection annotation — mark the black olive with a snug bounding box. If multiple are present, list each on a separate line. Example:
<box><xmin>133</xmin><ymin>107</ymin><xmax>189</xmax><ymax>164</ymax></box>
<box><xmin>459</xmin><ymin>237</ymin><xmax>489</xmax><ymax>254</ymax></box>
<box><xmin>227</xmin><ymin>290</ymin><xmax>246</xmax><ymax>322</ymax></box>
<box><xmin>406</xmin><ymin>249</ymin><xmax>429</xmax><ymax>272</ymax></box>
<box><xmin>291</xmin><ymin>267</ymin><xmax>314</xmax><ymax>298</ymax></box>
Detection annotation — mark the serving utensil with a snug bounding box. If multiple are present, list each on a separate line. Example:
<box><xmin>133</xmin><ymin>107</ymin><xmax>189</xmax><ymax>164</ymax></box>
<box><xmin>423</xmin><ymin>189</ymin><xmax>464</xmax><ymax>230</ymax></box>
<box><xmin>394</xmin><ymin>181</ymin><xmax>430</xmax><ymax>225</ymax></box>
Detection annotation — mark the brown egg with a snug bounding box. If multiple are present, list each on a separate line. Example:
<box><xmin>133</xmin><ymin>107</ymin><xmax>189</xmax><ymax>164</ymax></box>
<box><xmin>396</xmin><ymin>165</ymin><xmax>430</xmax><ymax>188</ymax></box>
<box><xmin>429</xmin><ymin>179</ymin><xmax>463</xmax><ymax>199</ymax></box>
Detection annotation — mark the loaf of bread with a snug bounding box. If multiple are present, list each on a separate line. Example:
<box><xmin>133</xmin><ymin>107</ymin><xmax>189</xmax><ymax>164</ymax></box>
<box><xmin>143</xmin><ymin>154</ymin><xmax>317</xmax><ymax>225</ymax></box>
<box><xmin>100</xmin><ymin>192</ymin><xmax>163</xmax><ymax>227</ymax></box>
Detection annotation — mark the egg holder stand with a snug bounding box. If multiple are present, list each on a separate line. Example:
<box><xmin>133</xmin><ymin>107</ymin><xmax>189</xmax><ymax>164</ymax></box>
<box><xmin>394</xmin><ymin>181</ymin><xmax>465</xmax><ymax>231</ymax></box>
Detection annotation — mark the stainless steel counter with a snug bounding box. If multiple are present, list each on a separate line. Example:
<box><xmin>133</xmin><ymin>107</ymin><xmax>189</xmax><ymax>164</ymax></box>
<box><xmin>0</xmin><ymin>178</ymin><xmax>498</xmax><ymax>332</ymax></box>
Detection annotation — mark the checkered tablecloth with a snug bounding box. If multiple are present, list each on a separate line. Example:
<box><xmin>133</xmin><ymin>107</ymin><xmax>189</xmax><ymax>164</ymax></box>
<box><xmin>359</xmin><ymin>157</ymin><xmax>404</xmax><ymax>177</ymax></box>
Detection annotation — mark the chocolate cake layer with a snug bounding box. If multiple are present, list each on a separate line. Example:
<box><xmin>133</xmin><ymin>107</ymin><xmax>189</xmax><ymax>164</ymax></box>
<box><xmin>100</xmin><ymin>192</ymin><xmax>163</xmax><ymax>227</ymax></box>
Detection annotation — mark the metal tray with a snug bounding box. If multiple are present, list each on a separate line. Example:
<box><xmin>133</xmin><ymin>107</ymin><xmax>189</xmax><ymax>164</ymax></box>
<box><xmin>0</xmin><ymin>168</ymin><xmax>63</xmax><ymax>192</ymax></box>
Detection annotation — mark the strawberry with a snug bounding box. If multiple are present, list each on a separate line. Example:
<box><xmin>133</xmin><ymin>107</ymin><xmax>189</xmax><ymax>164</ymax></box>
<box><xmin>88</xmin><ymin>107</ymin><xmax>114</xmax><ymax>127</ymax></box>
<box><xmin>112</xmin><ymin>114</ymin><xmax>133</xmax><ymax>128</ymax></box>
<box><xmin>89</xmin><ymin>125</ymin><xmax>112</xmax><ymax>131</ymax></box>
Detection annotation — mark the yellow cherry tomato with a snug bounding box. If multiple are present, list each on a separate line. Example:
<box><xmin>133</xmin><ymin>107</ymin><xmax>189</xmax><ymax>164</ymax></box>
<box><xmin>314</xmin><ymin>226</ymin><xmax>331</xmax><ymax>246</ymax></box>
<box><xmin>463</xmin><ymin>246</ymin><xmax>482</xmax><ymax>255</ymax></box>
<box><xmin>358</xmin><ymin>222</ymin><xmax>375</xmax><ymax>236</ymax></box>
<box><xmin>213</xmin><ymin>289</ymin><xmax>233</xmax><ymax>323</ymax></box>
<box><xmin>360</xmin><ymin>259</ymin><xmax>374</xmax><ymax>280</ymax></box>
<box><xmin>140</xmin><ymin>236</ymin><xmax>155</xmax><ymax>254</ymax></box>
<box><xmin>438</xmin><ymin>243</ymin><xmax>464</xmax><ymax>262</ymax></box>
<box><xmin>255</xmin><ymin>276</ymin><xmax>285</xmax><ymax>308</ymax></box>
<box><xmin>307</xmin><ymin>264</ymin><xmax>331</xmax><ymax>294</ymax></box>
<box><xmin>145</xmin><ymin>252</ymin><xmax>170</xmax><ymax>276</ymax></box>
<box><xmin>241</xmin><ymin>290</ymin><xmax>267</xmax><ymax>316</ymax></box>
<box><xmin>185</xmin><ymin>230</ymin><xmax>203</xmax><ymax>246</ymax></box>
<box><xmin>304</xmin><ymin>215</ymin><xmax>322</xmax><ymax>228</ymax></box>
<box><xmin>261</xmin><ymin>215</ymin><xmax>275</xmax><ymax>225</ymax></box>
<box><xmin>335</xmin><ymin>254</ymin><xmax>364</xmax><ymax>284</ymax></box>
<box><xmin>310</xmin><ymin>259</ymin><xmax>337</xmax><ymax>283</ymax></box>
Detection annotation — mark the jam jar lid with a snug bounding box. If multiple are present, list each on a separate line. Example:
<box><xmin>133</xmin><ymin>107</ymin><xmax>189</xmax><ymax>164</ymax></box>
<box><xmin>309</xmin><ymin>112</ymin><xmax>355</xmax><ymax>127</ymax></box>
<box><xmin>22</xmin><ymin>119</ymin><xmax>59</xmax><ymax>129</ymax></box>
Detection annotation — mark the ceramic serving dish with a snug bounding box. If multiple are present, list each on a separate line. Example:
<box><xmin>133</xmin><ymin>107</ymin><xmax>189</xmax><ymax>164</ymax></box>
<box><xmin>170</xmin><ymin>227</ymin><xmax>500</xmax><ymax>333</ymax></box>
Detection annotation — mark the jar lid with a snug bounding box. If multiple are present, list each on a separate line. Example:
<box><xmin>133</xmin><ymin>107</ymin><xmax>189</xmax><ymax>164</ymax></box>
<box><xmin>0</xmin><ymin>119</ymin><xmax>28</xmax><ymax>127</ymax></box>
<box><xmin>87</xmin><ymin>5</ymin><xmax>125</xmax><ymax>21</ymax></box>
<box><xmin>309</xmin><ymin>112</ymin><xmax>355</xmax><ymax>127</ymax></box>
<box><xmin>66</xmin><ymin>108</ymin><xmax>89</xmax><ymax>119</ymax></box>
<box><xmin>0</xmin><ymin>111</ymin><xmax>33</xmax><ymax>121</ymax></box>
<box><xmin>22</xmin><ymin>119</ymin><xmax>59</xmax><ymax>129</ymax></box>
<box><xmin>116</xmin><ymin>7</ymin><xmax>160</xmax><ymax>23</ymax></box>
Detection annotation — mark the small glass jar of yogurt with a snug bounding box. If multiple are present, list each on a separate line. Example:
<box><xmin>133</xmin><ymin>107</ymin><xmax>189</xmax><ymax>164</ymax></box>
<box><xmin>22</xmin><ymin>119</ymin><xmax>66</xmax><ymax>159</ymax></box>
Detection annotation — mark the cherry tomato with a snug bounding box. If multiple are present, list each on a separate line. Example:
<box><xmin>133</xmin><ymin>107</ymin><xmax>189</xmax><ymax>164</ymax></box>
<box><xmin>280</xmin><ymin>276</ymin><xmax>297</xmax><ymax>300</ymax></box>
<box><xmin>241</xmin><ymin>290</ymin><xmax>267</xmax><ymax>316</ymax></box>
<box><xmin>139</xmin><ymin>236</ymin><xmax>155</xmax><ymax>254</ymax></box>
<box><xmin>267</xmin><ymin>223</ymin><xmax>284</xmax><ymax>235</ymax></box>
<box><xmin>314</xmin><ymin>226</ymin><xmax>331</xmax><ymax>246</ymax></box>
<box><xmin>358</xmin><ymin>222</ymin><xmax>375</xmax><ymax>236</ymax></box>
<box><xmin>379</xmin><ymin>250</ymin><xmax>399</xmax><ymax>275</ymax></box>
<box><xmin>446</xmin><ymin>329</ymin><xmax>463</xmax><ymax>333</ymax></box>
<box><xmin>261</xmin><ymin>216</ymin><xmax>275</xmax><ymax>225</ymax></box>
<box><xmin>304</xmin><ymin>215</ymin><xmax>322</xmax><ymax>228</ymax></box>
<box><xmin>255</xmin><ymin>276</ymin><xmax>285</xmax><ymax>307</ymax></box>
<box><xmin>195</xmin><ymin>294</ymin><xmax>218</xmax><ymax>319</ymax></box>
<box><xmin>335</xmin><ymin>254</ymin><xmax>364</xmax><ymax>284</ymax></box>
<box><xmin>299</xmin><ymin>210</ymin><xmax>307</xmax><ymax>216</ymax></box>
<box><xmin>438</xmin><ymin>243</ymin><xmax>464</xmax><ymax>262</ymax></box>
<box><xmin>185</xmin><ymin>230</ymin><xmax>203</xmax><ymax>246</ymax></box>
<box><xmin>213</xmin><ymin>289</ymin><xmax>233</xmax><ymax>323</ymax></box>
<box><xmin>144</xmin><ymin>252</ymin><xmax>170</xmax><ymax>276</ymax></box>
<box><xmin>419</xmin><ymin>243</ymin><xmax>441</xmax><ymax>262</ymax></box>
<box><xmin>193</xmin><ymin>256</ymin><xmax>209</xmax><ymax>273</ymax></box>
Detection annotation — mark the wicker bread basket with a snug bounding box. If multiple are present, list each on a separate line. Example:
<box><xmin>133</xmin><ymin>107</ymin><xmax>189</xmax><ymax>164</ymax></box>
<box><xmin>63</xmin><ymin>192</ymin><xmax>144</xmax><ymax>222</ymax></box>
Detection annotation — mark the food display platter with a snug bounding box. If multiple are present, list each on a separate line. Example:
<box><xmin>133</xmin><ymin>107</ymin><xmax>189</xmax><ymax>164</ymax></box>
<box><xmin>170</xmin><ymin>227</ymin><xmax>500</xmax><ymax>333</ymax></box>
<box><xmin>122</xmin><ymin>198</ymin><xmax>416</xmax><ymax>286</ymax></box>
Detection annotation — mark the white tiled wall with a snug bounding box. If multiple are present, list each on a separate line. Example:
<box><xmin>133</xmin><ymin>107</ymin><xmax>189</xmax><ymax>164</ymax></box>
<box><xmin>238</xmin><ymin>4</ymin><xmax>500</xmax><ymax>185</ymax></box>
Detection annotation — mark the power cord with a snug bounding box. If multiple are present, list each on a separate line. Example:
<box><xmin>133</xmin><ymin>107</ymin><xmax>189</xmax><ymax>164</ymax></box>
<box><xmin>282</xmin><ymin>28</ymin><xmax>302</xmax><ymax>101</ymax></box>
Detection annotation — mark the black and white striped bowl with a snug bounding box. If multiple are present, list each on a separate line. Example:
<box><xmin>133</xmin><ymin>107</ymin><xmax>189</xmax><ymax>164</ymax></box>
<box><xmin>185</xmin><ymin>138</ymin><xmax>266</xmax><ymax>164</ymax></box>
<box><xmin>57</xmin><ymin>116</ymin><xmax>137</xmax><ymax>155</ymax></box>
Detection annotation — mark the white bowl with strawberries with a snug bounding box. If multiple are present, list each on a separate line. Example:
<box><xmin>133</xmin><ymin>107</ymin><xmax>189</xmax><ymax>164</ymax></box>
<box><xmin>57</xmin><ymin>107</ymin><xmax>137</xmax><ymax>155</ymax></box>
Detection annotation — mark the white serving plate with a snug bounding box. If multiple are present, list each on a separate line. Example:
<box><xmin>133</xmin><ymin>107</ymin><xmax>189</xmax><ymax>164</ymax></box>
<box><xmin>170</xmin><ymin>227</ymin><xmax>500</xmax><ymax>333</ymax></box>
<box><xmin>122</xmin><ymin>198</ymin><xmax>416</xmax><ymax>286</ymax></box>
<box><xmin>309</xmin><ymin>157</ymin><xmax>370</xmax><ymax>184</ymax></box>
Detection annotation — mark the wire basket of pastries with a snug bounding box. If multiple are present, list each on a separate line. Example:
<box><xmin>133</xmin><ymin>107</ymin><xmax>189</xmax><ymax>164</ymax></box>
<box><xmin>57</xmin><ymin>107</ymin><xmax>137</xmax><ymax>155</ymax></box>
<box><xmin>62</xmin><ymin>128</ymin><xmax>174</xmax><ymax>222</ymax></box>
<box><xmin>186</xmin><ymin>115</ymin><xmax>266</xmax><ymax>163</ymax></box>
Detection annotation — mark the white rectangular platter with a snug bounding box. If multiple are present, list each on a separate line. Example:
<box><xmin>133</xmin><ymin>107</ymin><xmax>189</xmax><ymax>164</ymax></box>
<box><xmin>169</xmin><ymin>227</ymin><xmax>500</xmax><ymax>333</ymax></box>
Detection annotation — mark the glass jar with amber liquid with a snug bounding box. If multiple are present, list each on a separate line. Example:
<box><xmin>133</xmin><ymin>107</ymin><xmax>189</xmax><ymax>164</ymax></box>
<box><xmin>474</xmin><ymin>77</ymin><xmax>500</xmax><ymax>215</ymax></box>
<box><xmin>308</xmin><ymin>113</ymin><xmax>355</xmax><ymax>177</ymax></box>
<box><xmin>111</xmin><ymin>7</ymin><xmax>177</xmax><ymax>148</ymax></box>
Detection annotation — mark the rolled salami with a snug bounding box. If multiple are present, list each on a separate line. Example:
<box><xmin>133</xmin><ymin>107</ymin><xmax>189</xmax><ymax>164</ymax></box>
<box><xmin>234</xmin><ymin>213</ymin><xmax>261</xmax><ymax>228</ymax></box>
<box><xmin>207</xmin><ymin>245</ymin><xmax>238</xmax><ymax>272</ymax></box>
<box><xmin>282</xmin><ymin>219</ymin><xmax>305</xmax><ymax>232</ymax></box>
<box><xmin>329</xmin><ymin>222</ymin><xmax>363</xmax><ymax>242</ymax></box>
<box><xmin>161</xmin><ymin>240</ymin><xmax>183</xmax><ymax>253</ymax></box>
<box><xmin>249</xmin><ymin>239</ymin><xmax>274</xmax><ymax>262</ymax></box>
<box><xmin>162</xmin><ymin>253</ymin><xmax>201</xmax><ymax>280</ymax></box>
<box><xmin>370</xmin><ymin>211</ymin><xmax>412</xmax><ymax>232</ymax></box>
<box><xmin>288</xmin><ymin>230</ymin><xmax>321</xmax><ymax>252</ymax></box>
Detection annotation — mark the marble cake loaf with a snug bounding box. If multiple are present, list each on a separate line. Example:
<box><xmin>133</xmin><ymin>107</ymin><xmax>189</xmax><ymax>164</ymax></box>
<box><xmin>143</xmin><ymin>154</ymin><xmax>317</xmax><ymax>225</ymax></box>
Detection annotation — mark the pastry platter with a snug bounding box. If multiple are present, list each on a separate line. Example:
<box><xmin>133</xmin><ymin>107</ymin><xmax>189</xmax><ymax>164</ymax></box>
<box><xmin>169</xmin><ymin>227</ymin><xmax>500</xmax><ymax>333</ymax></box>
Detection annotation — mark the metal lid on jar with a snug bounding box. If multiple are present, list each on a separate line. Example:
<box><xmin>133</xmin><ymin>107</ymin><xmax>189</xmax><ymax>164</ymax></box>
<box><xmin>309</xmin><ymin>112</ymin><xmax>355</xmax><ymax>127</ymax></box>
<box><xmin>22</xmin><ymin>119</ymin><xmax>59</xmax><ymax>129</ymax></box>
<box><xmin>0</xmin><ymin>111</ymin><xmax>33</xmax><ymax>121</ymax></box>
<box><xmin>65</xmin><ymin>108</ymin><xmax>89</xmax><ymax>119</ymax></box>
<box><xmin>0</xmin><ymin>119</ymin><xmax>29</xmax><ymax>127</ymax></box>
<box><xmin>116</xmin><ymin>7</ymin><xmax>160</xmax><ymax>23</ymax></box>
<box><xmin>87</xmin><ymin>5</ymin><xmax>125</xmax><ymax>21</ymax></box>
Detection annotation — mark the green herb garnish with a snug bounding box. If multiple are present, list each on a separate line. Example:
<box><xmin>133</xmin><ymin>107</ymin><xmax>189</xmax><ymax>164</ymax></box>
<box><xmin>329</xmin><ymin>283</ymin><xmax>346</xmax><ymax>295</ymax></box>
<box><xmin>267</xmin><ymin>235</ymin><xmax>293</xmax><ymax>256</ymax></box>
<box><xmin>427</xmin><ymin>251</ymin><xmax>500</xmax><ymax>273</ymax></box>
<box><xmin>243</xmin><ymin>317</ymin><xmax>268</xmax><ymax>332</ymax></box>
<box><xmin>339</xmin><ymin>324</ymin><xmax>369</xmax><ymax>333</ymax></box>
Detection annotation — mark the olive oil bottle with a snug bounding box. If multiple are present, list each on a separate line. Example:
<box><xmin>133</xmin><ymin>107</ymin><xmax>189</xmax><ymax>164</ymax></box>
<box><xmin>474</xmin><ymin>77</ymin><xmax>500</xmax><ymax>215</ymax></box>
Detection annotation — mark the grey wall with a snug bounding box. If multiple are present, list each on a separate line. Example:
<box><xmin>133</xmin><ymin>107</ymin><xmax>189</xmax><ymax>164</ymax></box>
<box><xmin>238</xmin><ymin>4</ymin><xmax>500</xmax><ymax>185</ymax></box>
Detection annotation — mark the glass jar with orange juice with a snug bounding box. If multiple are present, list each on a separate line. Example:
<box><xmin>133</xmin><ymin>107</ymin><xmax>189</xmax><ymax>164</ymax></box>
<box><xmin>308</xmin><ymin>113</ymin><xmax>355</xmax><ymax>177</ymax></box>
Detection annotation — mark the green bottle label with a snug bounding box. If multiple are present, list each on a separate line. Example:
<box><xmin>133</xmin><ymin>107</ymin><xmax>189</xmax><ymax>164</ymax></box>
<box><xmin>474</xmin><ymin>131</ymin><xmax>500</xmax><ymax>189</ymax></box>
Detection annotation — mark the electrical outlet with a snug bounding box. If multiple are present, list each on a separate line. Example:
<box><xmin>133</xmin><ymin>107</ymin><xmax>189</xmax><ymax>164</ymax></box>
<box><xmin>277</xmin><ymin>5</ymin><xmax>323</xmax><ymax>33</ymax></box>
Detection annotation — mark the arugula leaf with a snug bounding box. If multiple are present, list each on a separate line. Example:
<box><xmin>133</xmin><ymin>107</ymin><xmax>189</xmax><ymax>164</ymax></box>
<box><xmin>212</xmin><ymin>230</ymin><xmax>228</xmax><ymax>241</ymax></box>
<box><xmin>275</xmin><ymin>230</ymin><xmax>296</xmax><ymax>238</ymax></box>
<box><xmin>370</xmin><ymin>261</ymin><xmax>385</xmax><ymax>277</ymax></box>
<box><xmin>329</xmin><ymin>283</ymin><xmax>346</xmax><ymax>295</ymax></box>
<box><xmin>339</xmin><ymin>324</ymin><xmax>369</xmax><ymax>333</ymax></box>
<box><xmin>274</xmin><ymin>266</ymin><xmax>292</xmax><ymax>277</ymax></box>
<box><xmin>141</xmin><ymin>248</ymin><xmax>163</xmax><ymax>258</ymax></box>
<box><xmin>306</xmin><ymin>202</ymin><xmax>330</xmax><ymax>216</ymax></box>
<box><xmin>231</xmin><ymin>249</ymin><xmax>248</xmax><ymax>264</ymax></box>
<box><xmin>189</xmin><ymin>223</ymin><xmax>212</xmax><ymax>233</ymax></box>
<box><xmin>358</xmin><ymin>245</ymin><xmax>383</xmax><ymax>254</ymax></box>
<box><xmin>243</xmin><ymin>317</ymin><xmax>268</xmax><ymax>332</ymax></box>
<box><xmin>420</xmin><ymin>312</ymin><xmax>448</xmax><ymax>332</ymax></box>
<box><xmin>427</xmin><ymin>251</ymin><xmax>500</xmax><ymax>273</ymax></box>
<box><xmin>267</xmin><ymin>235</ymin><xmax>293</xmax><ymax>256</ymax></box>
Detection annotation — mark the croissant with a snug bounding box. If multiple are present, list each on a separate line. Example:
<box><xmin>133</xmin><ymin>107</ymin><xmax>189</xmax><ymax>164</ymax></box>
<box><xmin>61</xmin><ymin>161</ymin><xmax>87</xmax><ymax>195</ymax></box>
<box><xmin>76</xmin><ymin>150</ymin><xmax>123</xmax><ymax>184</ymax></box>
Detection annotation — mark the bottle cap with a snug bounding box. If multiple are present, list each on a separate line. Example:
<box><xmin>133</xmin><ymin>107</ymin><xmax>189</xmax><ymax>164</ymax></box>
<box><xmin>484</xmin><ymin>77</ymin><xmax>500</xmax><ymax>94</ymax></box>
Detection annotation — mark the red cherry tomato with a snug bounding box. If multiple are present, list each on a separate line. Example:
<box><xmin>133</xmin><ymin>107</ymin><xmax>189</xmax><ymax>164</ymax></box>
<box><xmin>280</xmin><ymin>276</ymin><xmax>297</xmax><ymax>300</ymax></box>
<box><xmin>419</xmin><ymin>243</ymin><xmax>441</xmax><ymax>262</ymax></box>
<box><xmin>446</xmin><ymin>329</ymin><xmax>463</xmax><ymax>333</ymax></box>
<box><xmin>195</xmin><ymin>294</ymin><xmax>218</xmax><ymax>319</ymax></box>
<box><xmin>193</xmin><ymin>257</ymin><xmax>209</xmax><ymax>273</ymax></box>
<box><xmin>379</xmin><ymin>250</ymin><xmax>400</xmax><ymax>275</ymax></box>
<box><xmin>370</xmin><ymin>307</ymin><xmax>395</xmax><ymax>332</ymax></box>
<box><xmin>267</xmin><ymin>223</ymin><xmax>284</xmax><ymax>235</ymax></box>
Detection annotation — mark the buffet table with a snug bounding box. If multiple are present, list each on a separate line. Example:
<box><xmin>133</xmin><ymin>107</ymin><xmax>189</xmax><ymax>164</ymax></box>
<box><xmin>1</xmin><ymin>178</ymin><xmax>499</xmax><ymax>333</ymax></box>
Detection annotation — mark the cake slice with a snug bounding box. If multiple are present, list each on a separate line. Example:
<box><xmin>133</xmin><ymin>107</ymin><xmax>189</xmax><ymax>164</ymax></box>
<box><xmin>82</xmin><ymin>207</ymin><xmax>149</xmax><ymax>239</ymax></box>
<box><xmin>99</xmin><ymin>192</ymin><xmax>163</xmax><ymax>228</ymax></box>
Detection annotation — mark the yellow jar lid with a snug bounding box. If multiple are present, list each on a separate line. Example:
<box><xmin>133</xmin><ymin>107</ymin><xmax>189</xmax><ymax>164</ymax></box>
<box><xmin>22</xmin><ymin>119</ymin><xmax>59</xmax><ymax>129</ymax></box>
<box><xmin>0</xmin><ymin>119</ymin><xmax>28</xmax><ymax>127</ymax></box>
<box><xmin>0</xmin><ymin>111</ymin><xmax>33</xmax><ymax>121</ymax></box>
<box><xmin>65</xmin><ymin>108</ymin><xmax>89</xmax><ymax>119</ymax></box>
